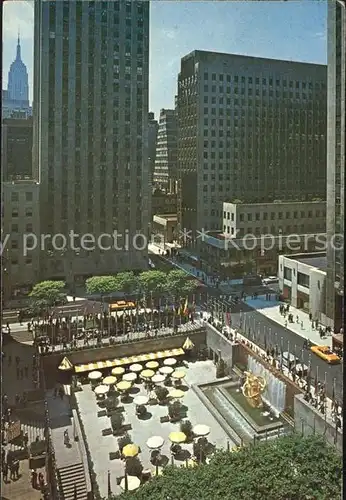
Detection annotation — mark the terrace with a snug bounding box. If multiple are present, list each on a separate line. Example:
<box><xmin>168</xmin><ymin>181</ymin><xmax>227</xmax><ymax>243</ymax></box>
<box><xmin>73</xmin><ymin>359</ymin><xmax>233</xmax><ymax>497</ymax></box>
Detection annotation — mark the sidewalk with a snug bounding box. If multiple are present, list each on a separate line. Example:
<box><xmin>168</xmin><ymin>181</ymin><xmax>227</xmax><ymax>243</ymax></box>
<box><xmin>243</xmin><ymin>295</ymin><xmax>332</xmax><ymax>348</ymax></box>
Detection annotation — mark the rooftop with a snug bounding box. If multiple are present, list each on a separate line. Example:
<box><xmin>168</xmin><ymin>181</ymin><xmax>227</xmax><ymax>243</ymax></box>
<box><xmin>288</xmin><ymin>253</ymin><xmax>327</xmax><ymax>271</ymax></box>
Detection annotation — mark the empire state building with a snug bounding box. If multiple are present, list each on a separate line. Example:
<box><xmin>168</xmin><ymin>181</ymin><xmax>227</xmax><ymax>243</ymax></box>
<box><xmin>7</xmin><ymin>34</ymin><xmax>29</xmax><ymax>104</ymax></box>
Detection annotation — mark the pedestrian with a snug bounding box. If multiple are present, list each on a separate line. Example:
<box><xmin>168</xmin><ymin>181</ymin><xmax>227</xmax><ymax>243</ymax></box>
<box><xmin>54</xmin><ymin>387</ymin><xmax>58</xmax><ymax>398</ymax></box>
<box><xmin>3</xmin><ymin>462</ymin><xmax>8</xmax><ymax>482</ymax></box>
<box><xmin>300</xmin><ymin>321</ymin><xmax>303</xmax><ymax>329</ymax></box>
<box><xmin>296</xmin><ymin>315</ymin><xmax>299</xmax><ymax>323</ymax></box>
<box><xmin>31</xmin><ymin>469</ymin><xmax>38</xmax><ymax>489</ymax></box>
<box><xmin>309</xmin><ymin>312</ymin><xmax>312</xmax><ymax>321</ymax></box>
<box><xmin>14</xmin><ymin>460</ymin><xmax>19</xmax><ymax>479</ymax></box>
<box><xmin>284</xmin><ymin>320</ymin><xmax>288</xmax><ymax>328</ymax></box>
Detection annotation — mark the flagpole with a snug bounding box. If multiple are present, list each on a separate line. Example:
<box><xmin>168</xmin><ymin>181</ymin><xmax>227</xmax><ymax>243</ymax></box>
<box><xmin>165</xmin><ymin>299</ymin><xmax>169</xmax><ymax>328</ymax></box>
<box><xmin>173</xmin><ymin>295</ymin><xmax>176</xmax><ymax>330</ymax></box>
<box><xmin>150</xmin><ymin>291</ymin><xmax>153</xmax><ymax>325</ymax></box>
<box><xmin>158</xmin><ymin>298</ymin><xmax>161</xmax><ymax>327</ymax></box>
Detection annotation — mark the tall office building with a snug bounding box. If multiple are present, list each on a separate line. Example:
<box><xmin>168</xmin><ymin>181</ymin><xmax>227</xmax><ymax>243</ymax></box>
<box><xmin>2</xmin><ymin>117</ymin><xmax>33</xmax><ymax>180</ymax></box>
<box><xmin>33</xmin><ymin>1</ymin><xmax>149</xmax><ymax>286</ymax></box>
<box><xmin>176</xmin><ymin>50</ymin><xmax>327</xmax><ymax>234</ymax></box>
<box><xmin>148</xmin><ymin>111</ymin><xmax>158</xmax><ymax>185</ymax></box>
<box><xmin>153</xmin><ymin>108</ymin><xmax>178</xmax><ymax>189</ymax></box>
<box><xmin>325</xmin><ymin>0</ymin><xmax>345</xmax><ymax>331</ymax></box>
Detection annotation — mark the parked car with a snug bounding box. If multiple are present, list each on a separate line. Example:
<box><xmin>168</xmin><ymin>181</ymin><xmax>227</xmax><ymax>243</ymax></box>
<box><xmin>262</xmin><ymin>276</ymin><xmax>279</xmax><ymax>285</ymax></box>
<box><xmin>311</xmin><ymin>345</ymin><xmax>341</xmax><ymax>364</ymax></box>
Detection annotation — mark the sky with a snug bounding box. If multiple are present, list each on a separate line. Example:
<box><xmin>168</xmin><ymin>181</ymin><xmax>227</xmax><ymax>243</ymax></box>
<box><xmin>3</xmin><ymin>0</ymin><xmax>327</xmax><ymax>118</ymax></box>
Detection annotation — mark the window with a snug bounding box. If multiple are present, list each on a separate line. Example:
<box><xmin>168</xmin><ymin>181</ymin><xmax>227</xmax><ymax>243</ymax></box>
<box><xmin>247</xmin><ymin>213</ymin><xmax>252</xmax><ymax>221</ymax></box>
<box><xmin>286</xmin><ymin>212</ymin><xmax>290</xmax><ymax>219</ymax></box>
<box><xmin>297</xmin><ymin>272</ymin><xmax>309</xmax><ymax>288</ymax></box>
<box><xmin>26</xmin><ymin>257</ymin><xmax>32</xmax><ymax>265</ymax></box>
<box><xmin>278</xmin><ymin>212</ymin><xmax>283</xmax><ymax>219</ymax></box>
<box><xmin>26</xmin><ymin>223</ymin><xmax>33</xmax><ymax>232</ymax></box>
<box><xmin>11</xmin><ymin>224</ymin><xmax>18</xmax><ymax>233</ymax></box>
<box><xmin>25</xmin><ymin>208</ymin><xmax>32</xmax><ymax>217</ymax></box>
<box><xmin>11</xmin><ymin>240</ymin><xmax>18</xmax><ymax>249</ymax></box>
<box><xmin>263</xmin><ymin>212</ymin><xmax>268</xmax><ymax>220</ymax></box>
<box><xmin>284</xmin><ymin>267</ymin><xmax>292</xmax><ymax>281</ymax></box>
<box><xmin>301</xmin><ymin>211</ymin><xmax>305</xmax><ymax>218</ymax></box>
<box><xmin>255</xmin><ymin>213</ymin><xmax>260</xmax><ymax>221</ymax></box>
<box><xmin>239</xmin><ymin>214</ymin><xmax>244</xmax><ymax>222</ymax></box>
<box><xmin>12</xmin><ymin>209</ymin><xmax>19</xmax><ymax>218</ymax></box>
<box><xmin>11</xmin><ymin>192</ymin><xmax>19</xmax><ymax>202</ymax></box>
<box><xmin>271</xmin><ymin>212</ymin><xmax>275</xmax><ymax>220</ymax></box>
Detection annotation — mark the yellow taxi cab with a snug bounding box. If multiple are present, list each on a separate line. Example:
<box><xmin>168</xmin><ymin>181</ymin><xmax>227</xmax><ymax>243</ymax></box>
<box><xmin>109</xmin><ymin>301</ymin><xmax>136</xmax><ymax>312</ymax></box>
<box><xmin>310</xmin><ymin>345</ymin><xmax>341</xmax><ymax>364</ymax></box>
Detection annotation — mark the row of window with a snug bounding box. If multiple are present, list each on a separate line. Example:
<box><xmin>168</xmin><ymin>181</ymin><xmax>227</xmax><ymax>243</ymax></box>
<box><xmin>11</xmin><ymin>209</ymin><xmax>33</xmax><ymax>218</ymax></box>
<box><xmin>11</xmin><ymin>258</ymin><xmax>32</xmax><ymax>265</ymax></box>
<box><xmin>224</xmin><ymin>225</ymin><xmax>323</xmax><ymax>235</ymax></box>
<box><xmin>224</xmin><ymin>210</ymin><xmax>326</xmax><ymax>221</ymax></box>
<box><xmin>202</xmin><ymin>73</ymin><xmax>325</xmax><ymax>90</ymax></box>
<box><xmin>203</xmin><ymin>86</ymin><xmax>312</xmax><ymax>99</ymax></box>
<box><xmin>11</xmin><ymin>192</ymin><xmax>33</xmax><ymax>202</ymax></box>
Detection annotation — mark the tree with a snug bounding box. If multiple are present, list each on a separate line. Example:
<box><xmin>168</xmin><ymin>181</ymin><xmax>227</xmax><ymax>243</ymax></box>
<box><xmin>114</xmin><ymin>272</ymin><xmax>139</xmax><ymax>296</ymax></box>
<box><xmin>165</xmin><ymin>270</ymin><xmax>198</xmax><ymax>299</ymax></box>
<box><xmin>29</xmin><ymin>280</ymin><xmax>66</xmax><ymax>309</ymax></box>
<box><xmin>85</xmin><ymin>276</ymin><xmax>118</xmax><ymax>295</ymax></box>
<box><xmin>139</xmin><ymin>270</ymin><xmax>167</xmax><ymax>295</ymax></box>
<box><xmin>116</xmin><ymin>435</ymin><xmax>342</xmax><ymax>500</ymax></box>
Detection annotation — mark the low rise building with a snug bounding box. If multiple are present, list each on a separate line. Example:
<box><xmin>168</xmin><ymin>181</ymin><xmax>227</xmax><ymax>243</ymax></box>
<box><xmin>278</xmin><ymin>253</ymin><xmax>326</xmax><ymax>322</ymax></box>
<box><xmin>151</xmin><ymin>189</ymin><xmax>177</xmax><ymax>217</ymax></box>
<box><xmin>222</xmin><ymin>200</ymin><xmax>326</xmax><ymax>238</ymax></box>
<box><xmin>2</xmin><ymin>180</ymin><xmax>40</xmax><ymax>301</ymax></box>
<box><xmin>152</xmin><ymin>214</ymin><xmax>178</xmax><ymax>246</ymax></box>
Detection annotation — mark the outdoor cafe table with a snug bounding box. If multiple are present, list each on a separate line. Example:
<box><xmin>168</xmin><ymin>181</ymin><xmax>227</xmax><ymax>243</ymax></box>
<box><xmin>103</xmin><ymin>376</ymin><xmax>117</xmax><ymax>386</ymax></box>
<box><xmin>129</xmin><ymin>363</ymin><xmax>143</xmax><ymax>373</ymax></box>
<box><xmin>145</xmin><ymin>361</ymin><xmax>159</xmax><ymax>370</ymax></box>
<box><xmin>123</xmin><ymin>372</ymin><xmax>137</xmax><ymax>382</ymax></box>
<box><xmin>120</xmin><ymin>475</ymin><xmax>140</xmax><ymax>491</ymax></box>
<box><xmin>94</xmin><ymin>384</ymin><xmax>109</xmax><ymax>396</ymax></box>
<box><xmin>152</xmin><ymin>374</ymin><xmax>166</xmax><ymax>384</ymax></box>
<box><xmin>164</xmin><ymin>358</ymin><xmax>177</xmax><ymax>367</ymax></box>
<box><xmin>133</xmin><ymin>395</ymin><xmax>149</xmax><ymax>406</ymax></box>
<box><xmin>159</xmin><ymin>366</ymin><xmax>174</xmax><ymax>375</ymax></box>
<box><xmin>111</xmin><ymin>367</ymin><xmax>125</xmax><ymax>376</ymax></box>
<box><xmin>193</xmin><ymin>425</ymin><xmax>210</xmax><ymax>437</ymax></box>
<box><xmin>88</xmin><ymin>371</ymin><xmax>102</xmax><ymax>381</ymax></box>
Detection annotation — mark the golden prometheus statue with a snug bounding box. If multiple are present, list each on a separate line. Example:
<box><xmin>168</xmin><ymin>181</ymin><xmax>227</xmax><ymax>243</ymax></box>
<box><xmin>241</xmin><ymin>371</ymin><xmax>267</xmax><ymax>408</ymax></box>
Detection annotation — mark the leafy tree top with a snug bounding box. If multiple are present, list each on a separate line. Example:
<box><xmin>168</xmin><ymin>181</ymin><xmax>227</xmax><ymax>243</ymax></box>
<box><xmin>139</xmin><ymin>270</ymin><xmax>166</xmax><ymax>294</ymax></box>
<box><xmin>166</xmin><ymin>270</ymin><xmax>198</xmax><ymax>298</ymax></box>
<box><xmin>115</xmin><ymin>435</ymin><xmax>342</xmax><ymax>500</ymax></box>
<box><xmin>85</xmin><ymin>276</ymin><xmax>119</xmax><ymax>295</ymax></box>
<box><xmin>29</xmin><ymin>280</ymin><xmax>66</xmax><ymax>307</ymax></box>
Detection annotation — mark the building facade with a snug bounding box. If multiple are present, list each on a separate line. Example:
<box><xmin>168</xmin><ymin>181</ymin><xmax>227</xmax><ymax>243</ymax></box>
<box><xmin>325</xmin><ymin>0</ymin><xmax>345</xmax><ymax>331</ymax></box>
<box><xmin>222</xmin><ymin>201</ymin><xmax>326</xmax><ymax>238</ymax></box>
<box><xmin>148</xmin><ymin>111</ymin><xmax>158</xmax><ymax>185</ymax></box>
<box><xmin>2</xmin><ymin>118</ymin><xmax>33</xmax><ymax>180</ymax></box>
<box><xmin>153</xmin><ymin>108</ymin><xmax>178</xmax><ymax>188</ymax></box>
<box><xmin>278</xmin><ymin>253</ymin><xmax>326</xmax><ymax>320</ymax></box>
<box><xmin>33</xmin><ymin>0</ymin><xmax>150</xmax><ymax>286</ymax></box>
<box><xmin>176</xmin><ymin>50</ymin><xmax>327</xmax><ymax>234</ymax></box>
<box><xmin>2</xmin><ymin>181</ymin><xmax>40</xmax><ymax>301</ymax></box>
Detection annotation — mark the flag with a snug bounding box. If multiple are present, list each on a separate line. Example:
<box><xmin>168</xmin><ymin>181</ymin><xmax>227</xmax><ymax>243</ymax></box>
<box><xmin>183</xmin><ymin>298</ymin><xmax>189</xmax><ymax>316</ymax></box>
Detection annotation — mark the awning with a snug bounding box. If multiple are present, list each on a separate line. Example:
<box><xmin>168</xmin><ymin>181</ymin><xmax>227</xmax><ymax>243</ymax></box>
<box><xmin>74</xmin><ymin>347</ymin><xmax>185</xmax><ymax>374</ymax></box>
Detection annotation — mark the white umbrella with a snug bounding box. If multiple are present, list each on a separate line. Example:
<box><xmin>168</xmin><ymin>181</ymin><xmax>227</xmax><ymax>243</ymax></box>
<box><xmin>159</xmin><ymin>366</ymin><xmax>174</xmax><ymax>375</ymax></box>
<box><xmin>129</xmin><ymin>363</ymin><xmax>143</xmax><ymax>373</ymax></box>
<box><xmin>282</xmin><ymin>352</ymin><xmax>297</xmax><ymax>363</ymax></box>
<box><xmin>171</xmin><ymin>370</ymin><xmax>186</xmax><ymax>380</ymax></box>
<box><xmin>146</xmin><ymin>436</ymin><xmax>164</xmax><ymax>449</ymax></box>
<box><xmin>164</xmin><ymin>358</ymin><xmax>177</xmax><ymax>366</ymax></box>
<box><xmin>120</xmin><ymin>475</ymin><xmax>140</xmax><ymax>491</ymax></box>
<box><xmin>295</xmin><ymin>363</ymin><xmax>308</xmax><ymax>373</ymax></box>
<box><xmin>123</xmin><ymin>372</ymin><xmax>137</xmax><ymax>382</ymax></box>
<box><xmin>103</xmin><ymin>376</ymin><xmax>117</xmax><ymax>386</ymax></box>
<box><xmin>94</xmin><ymin>384</ymin><xmax>109</xmax><ymax>395</ymax></box>
<box><xmin>193</xmin><ymin>424</ymin><xmax>210</xmax><ymax>437</ymax></box>
<box><xmin>133</xmin><ymin>395</ymin><xmax>149</xmax><ymax>406</ymax></box>
<box><xmin>88</xmin><ymin>371</ymin><xmax>102</xmax><ymax>380</ymax></box>
<box><xmin>152</xmin><ymin>374</ymin><xmax>166</xmax><ymax>384</ymax></box>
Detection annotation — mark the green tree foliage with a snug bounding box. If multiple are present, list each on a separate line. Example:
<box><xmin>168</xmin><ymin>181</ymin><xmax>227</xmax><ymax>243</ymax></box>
<box><xmin>114</xmin><ymin>272</ymin><xmax>139</xmax><ymax>295</ymax></box>
<box><xmin>85</xmin><ymin>276</ymin><xmax>119</xmax><ymax>295</ymax></box>
<box><xmin>139</xmin><ymin>270</ymin><xmax>167</xmax><ymax>294</ymax></box>
<box><xmin>165</xmin><ymin>270</ymin><xmax>198</xmax><ymax>298</ymax></box>
<box><xmin>116</xmin><ymin>435</ymin><xmax>342</xmax><ymax>500</ymax></box>
<box><xmin>29</xmin><ymin>280</ymin><xmax>66</xmax><ymax>309</ymax></box>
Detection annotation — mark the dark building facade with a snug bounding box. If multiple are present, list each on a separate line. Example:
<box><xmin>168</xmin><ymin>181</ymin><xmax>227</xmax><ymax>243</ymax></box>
<box><xmin>176</xmin><ymin>50</ymin><xmax>327</xmax><ymax>234</ymax></box>
<box><xmin>2</xmin><ymin>118</ymin><xmax>33</xmax><ymax>180</ymax></box>
<box><xmin>153</xmin><ymin>108</ymin><xmax>178</xmax><ymax>188</ymax></box>
<box><xmin>33</xmin><ymin>0</ymin><xmax>150</xmax><ymax>284</ymax></box>
<box><xmin>325</xmin><ymin>0</ymin><xmax>345</xmax><ymax>331</ymax></box>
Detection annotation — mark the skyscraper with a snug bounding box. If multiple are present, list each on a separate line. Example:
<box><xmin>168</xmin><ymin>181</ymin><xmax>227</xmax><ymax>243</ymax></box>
<box><xmin>176</xmin><ymin>50</ymin><xmax>327</xmax><ymax>234</ymax></box>
<box><xmin>148</xmin><ymin>111</ymin><xmax>158</xmax><ymax>185</ymax></box>
<box><xmin>153</xmin><ymin>109</ymin><xmax>178</xmax><ymax>190</ymax></box>
<box><xmin>7</xmin><ymin>34</ymin><xmax>29</xmax><ymax>103</ymax></box>
<box><xmin>325</xmin><ymin>0</ymin><xmax>345</xmax><ymax>331</ymax></box>
<box><xmin>2</xmin><ymin>35</ymin><xmax>32</xmax><ymax>118</ymax></box>
<box><xmin>33</xmin><ymin>0</ymin><xmax>150</xmax><ymax>286</ymax></box>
